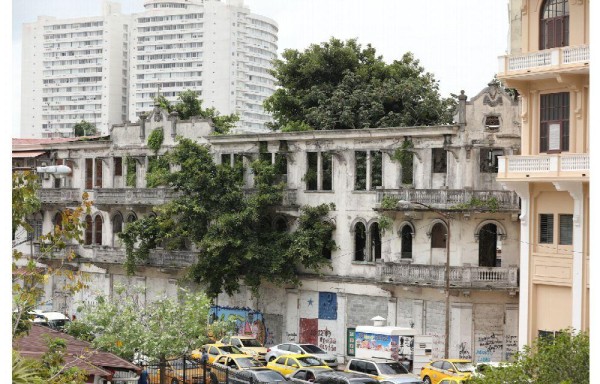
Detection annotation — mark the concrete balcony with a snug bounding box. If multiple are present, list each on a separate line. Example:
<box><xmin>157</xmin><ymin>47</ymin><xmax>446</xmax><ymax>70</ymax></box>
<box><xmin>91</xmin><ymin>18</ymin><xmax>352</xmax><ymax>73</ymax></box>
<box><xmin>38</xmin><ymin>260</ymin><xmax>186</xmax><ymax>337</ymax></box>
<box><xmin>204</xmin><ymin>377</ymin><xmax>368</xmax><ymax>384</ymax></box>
<box><xmin>497</xmin><ymin>45</ymin><xmax>589</xmax><ymax>80</ymax></box>
<box><xmin>380</xmin><ymin>263</ymin><xmax>519</xmax><ymax>290</ymax></box>
<box><xmin>243</xmin><ymin>188</ymin><xmax>297</xmax><ymax>207</ymax></box>
<box><xmin>92</xmin><ymin>247</ymin><xmax>126</xmax><ymax>264</ymax></box>
<box><xmin>38</xmin><ymin>188</ymin><xmax>81</xmax><ymax>205</ymax></box>
<box><xmin>94</xmin><ymin>188</ymin><xmax>182</xmax><ymax>206</ymax></box>
<box><xmin>497</xmin><ymin>154</ymin><xmax>589</xmax><ymax>181</ymax></box>
<box><xmin>33</xmin><ymin>243</ymin><xmax>79</xmax><ymax>260</ymax></box>
<box><xmin>147</xmin><ymin>249</ymin><xmax>198</xmax><ymax>267</ymax></box>
<box><xmin>376</xmin><ymin>189</ymin><xmax>520</xmax><ymax>211</ymax></box>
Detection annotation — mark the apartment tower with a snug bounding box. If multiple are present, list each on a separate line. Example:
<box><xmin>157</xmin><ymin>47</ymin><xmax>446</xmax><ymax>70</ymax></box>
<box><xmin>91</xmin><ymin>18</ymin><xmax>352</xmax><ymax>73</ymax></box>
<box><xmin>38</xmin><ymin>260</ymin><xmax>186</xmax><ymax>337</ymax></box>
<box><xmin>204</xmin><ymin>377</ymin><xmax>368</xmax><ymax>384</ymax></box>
<box><xmin>496</xmin><ymin>0</ymin><xmax>589</xmax><ymax>347</ymax></box>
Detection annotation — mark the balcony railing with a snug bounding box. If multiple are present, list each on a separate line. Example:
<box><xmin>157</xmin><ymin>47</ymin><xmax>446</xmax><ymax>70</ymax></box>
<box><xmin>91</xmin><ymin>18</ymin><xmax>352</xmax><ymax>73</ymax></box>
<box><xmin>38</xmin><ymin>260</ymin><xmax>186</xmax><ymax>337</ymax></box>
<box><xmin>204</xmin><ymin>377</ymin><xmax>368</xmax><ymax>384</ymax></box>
<box><xmin>33</xmin><ymin>243</ymin><xmax>79</xmax><ymax>259</ymax></box>
<box><xmin>93</xmin><ymin>247</ymin><xmax>126</xmax><ymax>264</ymax></box>
<box><xmin>497</xmin><ymin>154</ymin><xmax>589</xmax><ymax>179</ymax></box>
<box><xmin>380</xmin><ymin>263</ymin><xmax>519</xmax><ymax>290</ymax></box>
<box><xmin>376</xmin><ymin>189</ymin><xmax>520</xmax><ymax>210</ymax></box>
<box><xmin>148</xmin><ymin>249</ymin><xmax>198</xmax><ymax>267</ymax></box>
<box><xmin>498</xmin><ymin>45</ymin><xmax>589</xmax><ymax>75</ymax></box>
<box><xmin>38</xmin><ymin>188</ymin><xmax>81</xmax><ymax>204</ymax></box>
<box><xmin>94</xmin><ymin>188</ymin><xmax>182</xmax><ymax>206</ymax></box>
<box><xmin>243</xmin><ymin>188</ymin><xmax>298</xmax><ymax>207</ymax></box>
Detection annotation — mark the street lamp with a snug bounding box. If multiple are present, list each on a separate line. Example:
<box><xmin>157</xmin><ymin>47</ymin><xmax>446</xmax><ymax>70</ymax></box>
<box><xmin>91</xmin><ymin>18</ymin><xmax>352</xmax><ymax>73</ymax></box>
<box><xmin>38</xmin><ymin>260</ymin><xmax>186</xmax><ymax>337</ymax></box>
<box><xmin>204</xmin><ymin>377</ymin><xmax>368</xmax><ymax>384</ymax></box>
<box><xmin>398</xmin><ymin>200</ymin><xmax>451</xmax><ymax>359</ymax></box>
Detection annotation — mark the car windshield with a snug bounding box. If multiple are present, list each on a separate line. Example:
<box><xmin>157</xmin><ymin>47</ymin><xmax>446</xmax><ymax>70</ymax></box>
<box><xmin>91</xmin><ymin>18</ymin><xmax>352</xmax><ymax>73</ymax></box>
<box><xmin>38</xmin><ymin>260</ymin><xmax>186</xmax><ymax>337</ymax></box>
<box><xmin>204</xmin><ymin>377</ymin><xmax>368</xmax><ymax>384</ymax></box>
<box><xmin>241</xmin><ymin>339</ymin><xmax>262</xmax><ymax>347</ymax></box>
<box><xmin>297</xmin><ymin>356</ymin><xmax>324</xmax><ymax>367</ymax></box>
<box><xmin>220</xmin><ymin>345</ymin><xmax>243</xmax><ymax>354</ymax></box>
<box><xmin>377</xmin><ymin>362</ymin><xmax>409</xmax><ymax>374</ymax></box>
<box><xmin>453</xmin><ymin>362</ymin><xmax>475</xmax><ymax>372</ymax></box>
<box><xmin>255</xmin><ymin>371</ymin><xmax>286</xmax><ymax>383</ymax></box>
<box><xmin>237</xmin><ymin>358</ymin><xmax>263</xmax><ymax>368</ymax></box>
<box><xmin>300</xmin><ymin>344</ymin><xmax>326</xmax><ymax>354</ymax></box>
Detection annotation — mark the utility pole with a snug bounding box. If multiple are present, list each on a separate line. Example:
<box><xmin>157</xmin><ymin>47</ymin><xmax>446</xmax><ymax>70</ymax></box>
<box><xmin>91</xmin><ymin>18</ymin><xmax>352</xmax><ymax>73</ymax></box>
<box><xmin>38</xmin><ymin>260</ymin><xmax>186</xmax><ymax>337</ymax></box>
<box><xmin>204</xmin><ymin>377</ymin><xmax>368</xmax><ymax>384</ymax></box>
<box><xmin>399</xmin><ymin>200</ymin><xmax>452</xmax><ymax>358</ymax></box>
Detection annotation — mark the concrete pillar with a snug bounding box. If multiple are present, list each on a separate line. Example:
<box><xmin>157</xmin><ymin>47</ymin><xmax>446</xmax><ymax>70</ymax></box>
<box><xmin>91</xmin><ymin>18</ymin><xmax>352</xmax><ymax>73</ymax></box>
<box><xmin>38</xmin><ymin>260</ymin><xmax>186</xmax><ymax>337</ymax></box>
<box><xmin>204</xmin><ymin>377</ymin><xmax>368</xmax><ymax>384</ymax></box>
<box><xmin>285</xmin><ymin>289</ymin><xmax>299</xmax><ymax>343</ymax></box>
<box><xmin>387</xmin><ymin>297</ymin><xmax>397</xmax><ymax>326</ymax></box>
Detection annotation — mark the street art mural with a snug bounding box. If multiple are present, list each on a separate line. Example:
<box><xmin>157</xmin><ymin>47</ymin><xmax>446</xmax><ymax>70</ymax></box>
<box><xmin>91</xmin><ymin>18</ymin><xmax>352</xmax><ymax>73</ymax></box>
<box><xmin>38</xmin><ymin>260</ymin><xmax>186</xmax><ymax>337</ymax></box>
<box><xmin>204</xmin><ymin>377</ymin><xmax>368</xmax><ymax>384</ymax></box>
<box><xmin>355</xmin><ymin>332</ymin><xmax>414</xmax><ymax>360</ymax></box>
<box><xmin>209</xmin><ymin>305</ymin><xmax>267</xmax><ymax>345</ymax></box>
<box><xmin>299</xmin><ymin>291</ymin><xmax>338</xmax><ymax>352</ymax></box>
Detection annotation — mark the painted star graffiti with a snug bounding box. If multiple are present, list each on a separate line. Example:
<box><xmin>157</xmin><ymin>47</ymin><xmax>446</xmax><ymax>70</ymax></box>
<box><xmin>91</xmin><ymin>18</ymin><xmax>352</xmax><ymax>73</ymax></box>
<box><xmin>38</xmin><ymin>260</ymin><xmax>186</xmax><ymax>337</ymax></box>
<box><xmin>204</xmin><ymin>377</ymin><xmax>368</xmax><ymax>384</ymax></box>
<box><xmin>307</xmin><ymin>298</ymin><xmax>314</xmax><ymax>306</ymax></box>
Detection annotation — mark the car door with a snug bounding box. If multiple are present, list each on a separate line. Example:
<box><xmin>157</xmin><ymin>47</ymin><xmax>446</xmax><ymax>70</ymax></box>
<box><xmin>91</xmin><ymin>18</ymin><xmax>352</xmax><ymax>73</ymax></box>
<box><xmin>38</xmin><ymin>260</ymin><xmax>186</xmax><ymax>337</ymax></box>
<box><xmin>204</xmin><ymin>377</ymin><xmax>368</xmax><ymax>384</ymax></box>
<box><xmin>441</xmin><ymin>361</ymin><xmax>454</xmax><ymax>380</ymax></box>
<box><xmin>282</xmin><ymin>356</ymin><xmax>300</xmax><ymax>375</ymax></box>
<box><xmin>270</xmin><ymin>356</ymin><xmax>289</xmax><ymax>374</ymax></box>
<box><xmin>289</xmin><ymin>369</ymin><xmax>312</xmax><ymax>384</ymax></box>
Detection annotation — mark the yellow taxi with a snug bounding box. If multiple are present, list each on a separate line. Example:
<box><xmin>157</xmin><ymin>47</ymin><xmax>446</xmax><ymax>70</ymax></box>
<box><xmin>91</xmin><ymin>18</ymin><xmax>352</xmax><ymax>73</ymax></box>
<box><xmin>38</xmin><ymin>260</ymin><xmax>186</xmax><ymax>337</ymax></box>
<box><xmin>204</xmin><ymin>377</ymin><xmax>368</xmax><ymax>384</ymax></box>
<box><xmin>191</xmin><ymin>343</ymin><xmax>246</xmax><ymax>363</ymax></box>
<box><xmin>219</xmin><ymin>336</ymin><xmax>268</xmax><ymax>363</ymax></box>
<box><xmin>420</xmin><ymin>359</ymin><xmax>474</xmax><ymax>384</ymax></box>
<box><xmin>212</xmin><ymin>353</ymin><xmax>264</xmax><ymax>370</ymax></box>
<box><xmin>266</xmin><ymin>353</ymin><xmax>332</xmax><ymax>376</ymax></box>
<box><xmin>438</xmin><ymin>378</ymin><xmax>468</xmax><ymax>384</ymax></box>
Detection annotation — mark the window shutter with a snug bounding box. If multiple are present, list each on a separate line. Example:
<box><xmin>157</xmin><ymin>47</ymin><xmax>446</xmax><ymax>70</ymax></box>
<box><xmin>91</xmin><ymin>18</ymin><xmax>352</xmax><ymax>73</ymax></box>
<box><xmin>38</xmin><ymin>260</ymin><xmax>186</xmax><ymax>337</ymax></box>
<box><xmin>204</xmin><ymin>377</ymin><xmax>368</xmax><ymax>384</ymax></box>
<box><xmin>539</xmin><ymin>214</ymin><xmax>554</xmax><ymax>244</ymax></box>
<box><xmin>540</xmin><ymin>123</ymin><xmax>549</xmax><ymax>152</ymax></box>
<box><xmin>85</xmin><ymin>159</ymin><xmax>93</xmax><ymax>189</ymax></box>
<box><xmin>559</xmin><ymin>214</ymin><xmax>573</xmax><ymax>245</ymax></box>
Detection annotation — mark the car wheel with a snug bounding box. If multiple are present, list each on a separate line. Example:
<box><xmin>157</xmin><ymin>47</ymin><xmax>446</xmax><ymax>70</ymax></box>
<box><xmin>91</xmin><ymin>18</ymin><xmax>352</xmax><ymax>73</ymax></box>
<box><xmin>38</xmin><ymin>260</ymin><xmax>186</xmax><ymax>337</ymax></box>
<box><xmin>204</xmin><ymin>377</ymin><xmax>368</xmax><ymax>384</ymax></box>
<box><xmin>422</xmin><ymin>376</ymin><xmax>432</xmax><ymax>384</ymax></box>
<box><xmin>171</xmin><ymin>379</ymin><xmax>179</xmax><ymax>384</ymax></box>
<box><xmin>269</xmin><ymin>356</ymin><xmax>276</xmax><ymax>362</ymax></box>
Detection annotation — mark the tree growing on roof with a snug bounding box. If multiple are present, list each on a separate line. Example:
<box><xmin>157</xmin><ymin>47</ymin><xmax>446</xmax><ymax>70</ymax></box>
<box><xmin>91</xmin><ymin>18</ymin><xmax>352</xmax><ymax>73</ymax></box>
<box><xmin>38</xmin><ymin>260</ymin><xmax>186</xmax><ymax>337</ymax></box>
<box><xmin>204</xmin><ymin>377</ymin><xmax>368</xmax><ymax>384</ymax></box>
<box><xmin>73</xmin><ymin>120</ymin><xmax>98</xmax><ymax>137</ymax></box>
<box><xmin>264</xmin><ymin>37</ymin><xmax>457</xmax><ymax>131</ymax></box>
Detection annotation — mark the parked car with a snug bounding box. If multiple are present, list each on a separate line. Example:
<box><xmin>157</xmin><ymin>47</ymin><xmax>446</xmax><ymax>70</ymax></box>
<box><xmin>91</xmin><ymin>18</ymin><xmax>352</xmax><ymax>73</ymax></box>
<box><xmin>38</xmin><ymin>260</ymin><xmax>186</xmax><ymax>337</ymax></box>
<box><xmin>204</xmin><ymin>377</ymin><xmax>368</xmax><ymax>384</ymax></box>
<box><xmin>419</xmin><ymin>359</ymin><xmax>474</xmax><ymax>384</ymax></box>
<box><xmin>345</xmin><ymin>358</ymin><xmax>420</xmax><ymax>381</ymax></box>
<box><xmin>147</xmin><ymin>357</ymin><xmax>204</xmax><ymax>384</ymax></box>
<box><xmin>379</xmin><ymin>377</ymin><xmax>424</xmax><ymax>384</ymax></box>
<box><xmin>313</xmin><ymin>371</ymin><xmax>379</xmax><ymax>384</ymax></box>
<box><xmin>219</xmin><ymin>336</ymin><xmax>268</xmax><ymax>362</ymax></box>
<box><xmin>288</xmin><ymin>367</ymin><xmax>348</xmax><ymax>383</ymax></box>
<box><xmin>229</xmin><ymin>367</ymin><xmax>289</xmax><ymax>384</ymax></box>
<box><xmin>191</xmin><ymin>344</ymin><xmax>246</xmax><ymax>363</ymax></box>
<box><xmin>212</xmin><ymin>354</ymin><xmax>264</xmax><ymax>371</ymax></box>
<box><xmin>266</xmin><ymin>343</ymin><xmax>339</xmax><ymax>368</ymax></box>
<box><xmin>267</xmin><ymin>354</ymin><xmax>331</xmax><ymax>376</ymax></box>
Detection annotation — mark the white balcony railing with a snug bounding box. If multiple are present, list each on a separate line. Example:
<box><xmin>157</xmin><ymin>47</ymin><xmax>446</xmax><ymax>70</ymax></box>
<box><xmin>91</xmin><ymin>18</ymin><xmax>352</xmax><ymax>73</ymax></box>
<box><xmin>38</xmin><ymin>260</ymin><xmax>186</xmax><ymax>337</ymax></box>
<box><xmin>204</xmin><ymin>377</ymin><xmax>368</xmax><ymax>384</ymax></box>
<box><xmin>376</xmin><ymin>189</ymin><xmax>520</xmax><ymax>210</ymax></box>
<box><xmin>498</xmin><ymin>45</ymin><xmax>589</xmax><ymax>75</ymax></box>
<box><xmin>380</xmin><ymin>263</ymin><xmax>519</xmax><ymax>290</ymax></box>
<box><xmin>38</xmin><ymin>188</ymin><xmax>81</xmax><ymax>204</ymax></box>
<box><xmin>498</xmin><ymin>154</ymin><xmax>589</xmax><ymax>178</ymax></box>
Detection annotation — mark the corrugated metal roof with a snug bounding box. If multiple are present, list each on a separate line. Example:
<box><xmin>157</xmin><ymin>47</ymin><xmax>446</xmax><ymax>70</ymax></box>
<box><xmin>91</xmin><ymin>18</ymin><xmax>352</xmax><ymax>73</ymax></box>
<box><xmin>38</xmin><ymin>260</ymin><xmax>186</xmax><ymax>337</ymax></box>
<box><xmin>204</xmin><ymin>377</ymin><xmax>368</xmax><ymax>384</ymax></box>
<box><xmin>14</xmin><ymin>324</ymin><xmax>141</xmax><ymax>379</ymax></box>
<box><xmin>12</xmin><ymin>151</ymin><xmax>46</xmax><ymax>158</ymax></box>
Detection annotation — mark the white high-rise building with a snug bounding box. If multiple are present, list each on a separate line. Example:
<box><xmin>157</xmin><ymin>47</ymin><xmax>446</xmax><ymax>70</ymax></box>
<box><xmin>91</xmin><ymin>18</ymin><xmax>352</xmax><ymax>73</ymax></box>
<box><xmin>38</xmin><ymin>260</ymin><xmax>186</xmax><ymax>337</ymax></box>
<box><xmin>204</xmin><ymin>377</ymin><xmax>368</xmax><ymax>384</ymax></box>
<box><xmin>130</xmin><ymin>0</ymin><xmax>278</xmax><ymax>132</ymax></box>
<box><xmin>20</xmin><ymin>2</ymin><xmax>130</xmax><ymax>138</ymax></box>
<box><xmin>20</xmin><ymin>0</ymin><xmax>279</xmax><ymax>138</ymax></box>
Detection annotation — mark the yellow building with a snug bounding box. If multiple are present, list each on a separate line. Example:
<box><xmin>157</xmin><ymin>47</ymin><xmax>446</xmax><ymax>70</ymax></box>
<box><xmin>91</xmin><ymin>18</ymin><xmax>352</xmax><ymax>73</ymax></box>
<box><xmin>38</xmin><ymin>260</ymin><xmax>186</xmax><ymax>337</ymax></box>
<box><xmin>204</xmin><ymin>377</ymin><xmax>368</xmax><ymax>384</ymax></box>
<box><xmin>496</xmin><ymin>0</ymin><xmax>589</xmax><ymax>347</ymax></box>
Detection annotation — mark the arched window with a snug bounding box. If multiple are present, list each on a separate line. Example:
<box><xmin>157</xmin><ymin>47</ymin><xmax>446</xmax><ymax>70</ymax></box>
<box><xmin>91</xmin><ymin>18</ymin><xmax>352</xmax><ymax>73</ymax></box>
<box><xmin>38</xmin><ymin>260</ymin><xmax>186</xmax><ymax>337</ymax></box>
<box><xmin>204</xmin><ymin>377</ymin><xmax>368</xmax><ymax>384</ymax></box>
<box><xmin>431</xmin><ymin>223</ymin><xmax>447</xmax><ymax>249</ymax></box>
<box><xmin>479</xmin><ymin>223</ymin><xmax>498</xmax><ymax>267</ymax></box>
<box><xmin>126</xmin><ymin>213</ymin><xmax>137</xmax><ymax>226</ymax></box>
<box><xmin>274</xmin><ymin>217</ymin><xmax>288</xmax><ymax>232</ymax></box>
<box><xmin>540</xmin><ymin>0</ymin><xmax>569</xmax><ymax>50</ymax></box>
<box><xmin>369</xmin><ymin>222</ymin><xmax>381</xmax><ymax>261</ymax></box>
<box><xmin>113</xmin><ymin>213</ymin><xmax>123</xmax><ymax>234</ymax></box>
<box><xmin>354</xmin><ymin>222</ymin><xmax>367</xmax><ymax>261</ymax></box>
<box><xmin>400</xmin><ymin>225</ymin><xmax>413</xmax><ymax>259</ymax></box>
<box><xmin>53</xmin><ymin>212</ymin><xmax>63</xmax><ymax>230</ymax></box>
<box><xmin>84</xmin><ymin>215</ymin><xmax>93</xmax><ymax>245</ymax></box>
<box><xmin>94</xmin><ymin>215</ymin><xmax>103</xmax><ymax>245</ymax></box>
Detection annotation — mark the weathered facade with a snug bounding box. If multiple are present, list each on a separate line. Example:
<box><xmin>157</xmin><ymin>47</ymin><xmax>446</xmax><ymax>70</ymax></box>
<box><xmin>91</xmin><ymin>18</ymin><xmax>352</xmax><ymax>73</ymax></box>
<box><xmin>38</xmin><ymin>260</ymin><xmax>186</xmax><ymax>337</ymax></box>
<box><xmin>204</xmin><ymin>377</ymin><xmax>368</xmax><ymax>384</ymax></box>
<box><xmin>14</xmin><ymin>83</ymin><xmax>522</xmax><ymax>364</ymax></box>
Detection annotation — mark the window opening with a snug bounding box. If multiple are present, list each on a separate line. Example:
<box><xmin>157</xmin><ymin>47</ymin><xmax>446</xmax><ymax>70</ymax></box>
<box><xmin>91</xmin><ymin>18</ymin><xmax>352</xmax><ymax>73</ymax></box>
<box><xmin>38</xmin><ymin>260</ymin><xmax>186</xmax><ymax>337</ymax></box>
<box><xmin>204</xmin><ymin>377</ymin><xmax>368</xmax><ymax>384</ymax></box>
<box><xmin>355</xmin><ymin>151</ymin><xmax>367</xmax><ymax>190</ymax></box>
<box><xmin>540</xmin><ymin>92</ymin><xmax>569</xmax><ymax>153</ymax></box>
<box><xmin>371</xmin><ymin>151</ymin><xmax>383</xmax><ymax>189</ymax></box>
<box><xmin>432</xmin><ymin>148</ymin><xmax>447</xmax><ymax>173</ymax></box>
<box><xmin>84</xmin><ymin>215</ymin><xmax>93</xmax><ymax>245</ymax></box>
<box><xmin>94</xmin><ymin>215</ymin><xmax>103</xmax><ymax>245</ymax></box>
<box><xmin>322</xmin><ymin>152</ymin><xmax>333</xmax><ymax>191</ymax></box>
<box><xmin>370</xmin><ymin>222</ymin><xmax>381</xmax><ymax>261</ymax></box>
<box><xmin>95</xmin><ymin>158</ymin><xmax>103</xmax><ymax>188</ymax></box>
<box><xmin>85</xmin><ymin>159</ymin><xmax>93</xmax><ymax>189</ymax></box>
<box><xmin>539</xmin><ymin>214</ymin><xmax>554</xmax><ymax>244</ymax></box>
<box><xmin>431</xmin><ymin>223</ymin><xmax>447</xmax><ymax>248</ymax></box>
<box><xmin>559</xmin><ymin>214</ymin><xmax>573</xmax><ymax>245</ymax></box>
<box><xmin>306</xmin><ymin>152</ymin><xmax>318</xmax><ymax>191</ymax></box>
<box><xmin>540</xmin><ymin>0</ymin><xmax>569</xmax><ymax>50</ymax></box>
<box><xmin>354</xmin><ymin>222</ymin><xmax>367</xmax><ymax>261</ymax></box>
<box><xmin>478</xmin><ymin>223</ymin><xmax>498</xmax><ymax>267</ymax></box>
<box><xmin>114</xmin><ymin>157</ymin><xmax>123</xmax><ymax>176</ymax></box>
<box><xmin>480</xmin><ymin>148</ymin><xmax>504</xmax><ymax>173</ymax></box>
<box><xmin>401</xmin><ymin>225</ymin><xmax>413</xmax><ymax>259</ymax></box>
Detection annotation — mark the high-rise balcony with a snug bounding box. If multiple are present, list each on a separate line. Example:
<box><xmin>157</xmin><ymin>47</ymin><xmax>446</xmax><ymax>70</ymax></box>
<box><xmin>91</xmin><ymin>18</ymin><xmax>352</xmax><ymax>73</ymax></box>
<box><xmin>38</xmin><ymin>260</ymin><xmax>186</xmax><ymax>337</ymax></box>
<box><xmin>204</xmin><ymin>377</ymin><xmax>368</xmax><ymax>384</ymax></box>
<box><xmin>497</xmin><ymin>154</ymin><xmax>589</xmax><ymax>181</ymax></box>
<box><xmin>380</xmin><ymin>263</ymin><xmax>519</xmax><ymax>290</ymax></box>
<box><xmin>497</xmin><ymin>45</ymin><xmax>589</xmax><ymax>80</ymax></box>
<box><xmin>376</xmin><ymin>189</ymin><xmax>520</xmax><ymax>211</ymax></box>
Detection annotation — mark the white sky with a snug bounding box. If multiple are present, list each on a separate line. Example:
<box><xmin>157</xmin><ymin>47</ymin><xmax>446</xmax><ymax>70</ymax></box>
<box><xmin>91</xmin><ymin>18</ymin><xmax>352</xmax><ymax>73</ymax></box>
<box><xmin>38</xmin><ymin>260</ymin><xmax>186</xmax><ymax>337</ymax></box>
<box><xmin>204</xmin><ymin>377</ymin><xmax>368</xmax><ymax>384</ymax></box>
<box><xmin>10</xmin><ymin>0</ymin><xmax>511</xmax><ymax>137</ymax></box>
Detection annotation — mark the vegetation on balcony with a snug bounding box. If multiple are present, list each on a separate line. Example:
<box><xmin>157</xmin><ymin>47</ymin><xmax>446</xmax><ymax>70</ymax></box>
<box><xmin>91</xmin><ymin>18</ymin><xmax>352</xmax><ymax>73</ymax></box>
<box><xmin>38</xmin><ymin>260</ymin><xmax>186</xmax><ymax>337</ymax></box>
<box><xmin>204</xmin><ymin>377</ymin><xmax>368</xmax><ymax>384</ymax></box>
<box><xmin>119</xmin><ymin>138</ymin><xmax>336</xmax><ymax>297</ymax></box>
<box><xmin>450</xmin><ymin>196</ymin><xmax>500</xmax><ymax>212</ymax></box>
<box><xmin>146</xmin><ymin>126</ymin><xmax>164</xmax><ymax>153</ymax></box>
<box><xmin>125</xmin><ymin>156</ymin><xmax>136</xmax><ymax>187</ymax></box>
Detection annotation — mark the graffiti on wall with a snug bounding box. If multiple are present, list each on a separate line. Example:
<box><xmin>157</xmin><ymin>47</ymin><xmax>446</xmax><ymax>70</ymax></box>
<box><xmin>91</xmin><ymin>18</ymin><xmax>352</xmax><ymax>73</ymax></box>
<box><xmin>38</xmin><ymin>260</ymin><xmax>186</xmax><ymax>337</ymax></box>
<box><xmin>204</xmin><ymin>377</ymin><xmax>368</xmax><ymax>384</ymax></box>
<box><xmin>474</xmin><ymin>332</ymin><xmax>503</xmax><ymax>362</ymax></box>
<box><xmin>209</xmin><ymin>305</ymin><xmax>267</xmax><ymax>345</ymax></box>
<box><xmin>299</xmin><ymin>292</ymin><xmax>338</xmax><ymax>353</ymax></box>
<box><xmin>504</xmin><ymin>334</ymin><xmax>518</xmax><ymax>361</ymax></box>
<box><xmin>458</xmin><ymin>342</ymin><xmax>472</xmax><ymax>360</ymax></box>
<box><xmin>430</xmin><ymin>332</ymin><xmax>444</xmax><ymax>359</ymax></box>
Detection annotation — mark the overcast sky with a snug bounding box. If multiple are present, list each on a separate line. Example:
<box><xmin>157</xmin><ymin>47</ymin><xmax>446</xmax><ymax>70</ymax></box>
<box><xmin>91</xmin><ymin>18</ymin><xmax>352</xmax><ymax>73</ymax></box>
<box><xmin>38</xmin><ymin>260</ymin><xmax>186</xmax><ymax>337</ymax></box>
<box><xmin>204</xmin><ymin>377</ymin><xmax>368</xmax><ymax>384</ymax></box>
<box><xmin>11</xmin><ymin>0</ymin><xmax>510</xmax><ymax>137</ymax></box>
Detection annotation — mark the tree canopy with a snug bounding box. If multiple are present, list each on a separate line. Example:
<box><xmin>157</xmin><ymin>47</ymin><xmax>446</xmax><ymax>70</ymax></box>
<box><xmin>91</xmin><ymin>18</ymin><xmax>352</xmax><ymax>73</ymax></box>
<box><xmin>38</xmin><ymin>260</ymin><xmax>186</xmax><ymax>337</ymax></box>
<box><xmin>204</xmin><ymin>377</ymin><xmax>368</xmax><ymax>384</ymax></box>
<box><xmin>73</xmin><ymin>120</ymin><xmax>98</xmax><ymax>137</ymax></box>
<box><xmin>154</xmin><ymin>89</ymin><xmax>239</xmax><ymax>134</ymax></box>
<box><xmin>468</xmin><ymin>329</ymin><xmax>589</xmax><ymax>384</ymax></box>
<box><xmin>119</xmin><ymin>138</ymin><xmax>336</xmax><ymax>297</ymax></box>
<box><xmin>264</xmin><ymin>38</ymin><xmax>456</xmax><ymax>131</ymax></box>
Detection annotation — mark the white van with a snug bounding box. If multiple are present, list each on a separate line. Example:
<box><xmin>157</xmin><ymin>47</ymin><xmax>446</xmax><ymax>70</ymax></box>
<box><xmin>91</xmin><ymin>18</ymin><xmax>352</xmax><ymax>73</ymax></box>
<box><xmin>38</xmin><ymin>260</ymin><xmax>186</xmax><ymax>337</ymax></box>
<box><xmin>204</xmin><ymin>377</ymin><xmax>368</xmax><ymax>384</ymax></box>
<box><xmin>30</xmin><ymin>310</ymin><xmax>71</xmax><ymax>330</ymax></box>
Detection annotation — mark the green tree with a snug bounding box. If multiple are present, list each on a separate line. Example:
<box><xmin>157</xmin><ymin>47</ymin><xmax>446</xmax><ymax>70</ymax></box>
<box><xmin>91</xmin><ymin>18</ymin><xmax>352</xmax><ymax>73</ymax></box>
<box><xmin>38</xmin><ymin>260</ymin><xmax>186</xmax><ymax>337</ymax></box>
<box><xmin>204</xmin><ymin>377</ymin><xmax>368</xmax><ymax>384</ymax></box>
<box><xmin>468</xmin><ymin>329</ymin><xmax>589</xmax><ymax>384</ymax></box>
<box><xmin>264</xmin><ymin>37</ymin><xmax>456</xmax><ymax>131</ymax></box>
<box><xmin>73</xmin><ymin>120</ymin><xmax>98</xmax><ymax>137</ymax></box>
<box><xmin>75</xmin><ymin>286</ymin><xmax>233</xmax><ymax>384</ymax></box>
<box><xmin>120</xmin><ymin>138</ymin><xmax>336</xmax><ymax>297</ymax></box>
<box><xmin>155</xmin><ymin>90</ymin><xmax>239</xmax><ymax>134</ymax></box>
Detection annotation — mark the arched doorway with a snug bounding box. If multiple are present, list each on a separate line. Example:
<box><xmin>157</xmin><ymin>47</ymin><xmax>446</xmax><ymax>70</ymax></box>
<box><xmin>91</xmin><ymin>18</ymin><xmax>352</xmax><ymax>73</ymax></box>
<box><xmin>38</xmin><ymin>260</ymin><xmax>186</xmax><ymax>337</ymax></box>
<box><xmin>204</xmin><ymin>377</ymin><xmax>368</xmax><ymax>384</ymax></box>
<box><xmin>478</xmin><ymin>223</ymin><xmax>498</xmax><ymax>267</ymax></box>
